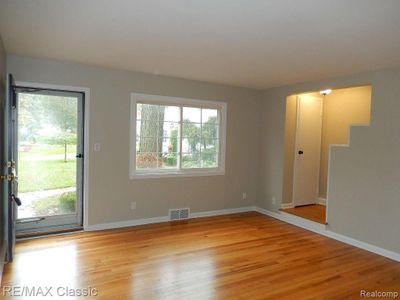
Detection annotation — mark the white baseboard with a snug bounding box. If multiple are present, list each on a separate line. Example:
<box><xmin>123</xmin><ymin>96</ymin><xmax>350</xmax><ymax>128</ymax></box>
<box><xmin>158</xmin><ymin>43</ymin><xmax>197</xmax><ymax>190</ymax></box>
<box><xmin>280</xmin><ymin>203</ymin><xmax>294</xmax><ymax>209</ymax></box>
<box><xmin>255</xmin><ymin>207</ymin><xmax>400</xmax><ymax>262</ymax></box>
<box><xmin>316</xmin><ymin>197</ymin><xmax>327</xmax><ymax>205</ymax></box>
<box><xmin>190</xmin><ymin>206</ymin><xmax>254</xmax><ymax>218</ymax></box>
<box><xmin>85</xmin><ymin>215</ymin><xmax>170</xmax><ymax>231</ymax></box>
<box><xmin>85</xmin><ymin>206</ymin><xmax>254</xmax><ymax>231</ymax></box>
<box><xmin>267</xmin><ymin>209</ymin><xmax>327</xmax><ymax>232</ymax></box>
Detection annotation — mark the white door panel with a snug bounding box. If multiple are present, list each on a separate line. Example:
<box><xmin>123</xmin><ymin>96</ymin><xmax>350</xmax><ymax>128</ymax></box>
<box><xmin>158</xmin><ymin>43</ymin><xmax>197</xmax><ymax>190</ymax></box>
<box><xmin>293</xmin><ymin>96</ymin><xmax>323</xmax><ymax>206</ymax></box>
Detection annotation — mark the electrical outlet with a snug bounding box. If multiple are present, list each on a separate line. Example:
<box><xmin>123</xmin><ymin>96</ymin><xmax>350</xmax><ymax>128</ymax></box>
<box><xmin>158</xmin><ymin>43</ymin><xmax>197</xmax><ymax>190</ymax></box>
<box><xmin>272</xmin><ymin>196</ymin><xmax>276</xmax><ymax>205</ymax></box>
<box><xmin>130</xmin><ymin>201</ymin><xmax>136</xmax><ymax>210</ymax></box>
<box><xmin>242</xmin><ymin>192</ymin><xmax>247</xmax><ymax>200</ymax></box>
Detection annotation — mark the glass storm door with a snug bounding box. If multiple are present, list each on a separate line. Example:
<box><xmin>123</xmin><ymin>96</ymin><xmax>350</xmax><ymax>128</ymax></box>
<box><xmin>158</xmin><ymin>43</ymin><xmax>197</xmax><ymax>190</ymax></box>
<box><xmin>15</xmin><ymin>88</ymin><xmax>84</xmax><ymax>234</ymax></box>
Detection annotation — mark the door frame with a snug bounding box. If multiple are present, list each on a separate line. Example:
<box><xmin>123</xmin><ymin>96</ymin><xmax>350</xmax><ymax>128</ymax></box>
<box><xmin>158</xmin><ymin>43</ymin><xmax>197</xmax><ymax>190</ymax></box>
<box><xmin>292</xmin><ymin>95</ymin><xmax>323</xmax><ymax>207</ymax></box>
<box><xmin>15</xmin><ymin>81</ymin><xmax>90</xmax><ymax>230</ymax></box>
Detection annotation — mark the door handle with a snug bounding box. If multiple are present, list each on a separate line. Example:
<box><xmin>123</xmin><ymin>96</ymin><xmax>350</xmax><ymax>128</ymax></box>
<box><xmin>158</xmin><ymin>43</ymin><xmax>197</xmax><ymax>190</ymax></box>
<box><xmin>298</xmin><ymin>150</ymin><xmax>304</xmax><ymax>155</ymax></box>
<box><xmin>5</xmin><ymin>161</ymin><xmax>16</xmax><ymax>168</ymax></box>
<box><xmin>11</xmin><ymin>194</ymin><xmax>22</xmax><ymax>206</ymax></box>
<box><xmin>76</xmin><ymin>154</ymin><xmax>83</xmax><ymax>158</ymax></box>
<box><xmin>17</xmin><ymin>217</ymin><xmax>45</xmax><ymax>224</ymax></box>
<box><xmin>8</xmin><ymin>173</ymin><xmax>18</xmax><ymax>181</ymax></box>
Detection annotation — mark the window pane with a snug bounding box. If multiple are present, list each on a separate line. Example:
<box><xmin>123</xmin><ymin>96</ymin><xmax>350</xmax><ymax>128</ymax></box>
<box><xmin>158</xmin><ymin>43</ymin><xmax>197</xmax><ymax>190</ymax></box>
<box><xmin>136</xmin><ymin>137</ymin><xmax>159</xmax><ymax>153</ymax></box>
<box><xmin>136</xmin><ymin>152</ymin><xmax>159</xmax><ymax>169</ymax></box>
<box><xmin>202</xmin><ymin>109</ymin><xmax>218</xmax><ymax>124</ymax></box>
<box><xmin>182</xmin><ymin>138</ymin><xmax>200</xmax><ymax>153</ymax></box>
<box><xmin>160</xmin><ymin>137</ymin><xmax>178</xmax><ymax>154</ymax></box>
<box><xmin>182</xmin><ymin>153</ymin><xmax>200</xmax><ymax>168</ymax></box>
<box><xmin>202</xmin><ymin>124</ymin><xmax>219</xmax><ymax>140</ymax></box>
<box><xmin>135</xmin><ymin>104</ymin><xmax>180</xmax><ymax>171</ymax></box>
<box><xmin>182</xmin><ymin>122</ymin><xmax>201</xmax><ymax>138</ymax></box>
<box><xmin>161</xmin><ymin>152</ymin><xmax>178</xmax><ymax>168</ymax></box>
<box><xmin>136</xmin><ymin>120</ymin><xmax>141</xmax><ymax>137</ymax></box>
<box><xmin>183</xmin><ymin>107</ymin><xmax>201</xmax><ymax>123</ymax></box>
<box><xmin>201</xmin><ymin>151</ymin><xmax>218</xmax><ymax>168</ymax></box>
<box><xmin>137</xmin><ymin>151</ymin><xmax>178</xmax><ymax>170</ymax></box>
<box><xmin>162</xmin><ymin>121</ymin><xmax>179</xmax><ymax>138</ymax></box>
<box><xmin>200</xmin><ymin>138</ymin><xmax>219</xmax><ymax>151</ymax></box>
<box><xmin>136</xmin><ymin>103</ymin><xmax>143</xmax><ymax>120</ymax></box>
<box><xmin>137</xmin><ymin>103</ymin><xmax>163</xmax><ymax>120</ymax></box>
<box><xmin>163</xmin><ymin>106</ymin><xmax>180</xmax><ymax>122</ymax></box>
<box><xmin>137</xmin><ymin>120</ymin><xmax>161</xmax><ymax>138</ymax></box>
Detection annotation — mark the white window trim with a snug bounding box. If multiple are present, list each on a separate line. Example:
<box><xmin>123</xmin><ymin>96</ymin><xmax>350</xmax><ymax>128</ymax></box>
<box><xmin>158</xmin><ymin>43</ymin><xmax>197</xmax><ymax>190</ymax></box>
<box><xmin>129</xmin><ymin>93</ymin><xmax>227</xmax><ymax>179</ymax></box>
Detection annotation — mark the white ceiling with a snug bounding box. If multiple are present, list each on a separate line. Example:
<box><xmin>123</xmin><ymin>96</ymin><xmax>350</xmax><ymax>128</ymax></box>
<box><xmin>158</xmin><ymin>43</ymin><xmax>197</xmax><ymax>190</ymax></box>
<box><xmin>1</xmin><ymin>0</ymin><xmax>400</xmax><ymax>89</ymax></box>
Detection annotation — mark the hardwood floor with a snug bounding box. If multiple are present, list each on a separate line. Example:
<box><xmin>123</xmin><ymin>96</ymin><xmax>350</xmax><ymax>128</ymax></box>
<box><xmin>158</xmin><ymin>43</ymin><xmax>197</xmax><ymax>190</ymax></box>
<box><xmin>282</xmin><ymin>204</ymin><xmax>327</xmax><ymax>224</ymax></box>
<box><xmin>2</xmin><ymin>212</ymin><xmax>399</xmax><ymax>299</ymax></box>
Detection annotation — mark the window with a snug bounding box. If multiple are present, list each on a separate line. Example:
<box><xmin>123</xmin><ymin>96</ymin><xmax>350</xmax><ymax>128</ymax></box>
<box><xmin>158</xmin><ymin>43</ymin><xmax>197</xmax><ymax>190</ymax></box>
<box><xmin>130</xmin><ymin>93</ymin><xmax>227</xmax><ymax>178</ymax></box>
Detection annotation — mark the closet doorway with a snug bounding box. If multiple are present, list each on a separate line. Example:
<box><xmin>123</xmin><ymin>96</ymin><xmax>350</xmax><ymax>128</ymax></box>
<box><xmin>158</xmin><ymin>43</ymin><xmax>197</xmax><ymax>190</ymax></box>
<box><xmin>281</xmin><ymin>86</ymin><xmax>372</xmax><ymax>224</ymax></box>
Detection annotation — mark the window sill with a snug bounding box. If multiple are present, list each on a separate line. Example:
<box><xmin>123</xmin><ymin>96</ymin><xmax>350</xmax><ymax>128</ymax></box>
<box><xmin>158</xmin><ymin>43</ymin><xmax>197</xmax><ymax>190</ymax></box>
<box><xmin>130</xmin><ymin>169</ymin><xmax>225</xmax><ymax>180</ymax></box>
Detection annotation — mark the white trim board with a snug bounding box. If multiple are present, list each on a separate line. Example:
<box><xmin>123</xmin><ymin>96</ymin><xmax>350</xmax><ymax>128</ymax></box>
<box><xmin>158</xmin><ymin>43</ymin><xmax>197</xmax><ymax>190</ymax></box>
<box><xmin>281</xmin><ymin>199</ymin><xmax>325</xmax><ymax>208</ymax></box>
<box><xmin>85</xmin><ymin>206</ymin><xmax>254</xmax><ymax>231</ymax></box>
<box><xmin>281</xmin><ymin>203</ymin><xmax>294</xmax><ymax>209</ymax></box>
<box><xmin>255</xmin><ymin>207</ymin><xmax>400</xmax><ymax>262</ymax></box>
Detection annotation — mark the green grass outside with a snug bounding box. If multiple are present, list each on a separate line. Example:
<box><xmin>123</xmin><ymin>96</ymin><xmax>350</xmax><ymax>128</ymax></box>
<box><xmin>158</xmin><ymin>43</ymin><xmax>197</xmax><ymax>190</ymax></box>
<box><xmin>19</xmin><ymin>159</ymin><xmax>76</xmax><ymax>193</ymax></box>
<box><xmin>18</xmin><ymin>144</ymin><xmax>77</xmax><ymax>193</ymax></box>
<box><xmin>31</xmin><ymin>191</ymin><xmax>76</xmax><ymax>216</ymax></box>
<box><xmin>19</xmin><ymin>144</ymin><xmax>76</xmax><ymax>158</ymax></box>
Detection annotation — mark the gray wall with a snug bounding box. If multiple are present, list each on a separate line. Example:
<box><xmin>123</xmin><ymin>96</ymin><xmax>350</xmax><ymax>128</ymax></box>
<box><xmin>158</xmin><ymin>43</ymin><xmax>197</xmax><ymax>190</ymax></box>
<box><xmin>259</xmin><ymin>67</ymin><xmax>400</xmax><ymax>253</ymax></box>
<box><xmin>0</xmin><ymin>35</ymin><xmax>6</xmax><ymax>280</ymax></box>
<box><xmin>7</xmin><ymin>54</ymin><xmax>400</xmax><ymax>254</ymax></box>
<box><xmin>7</xmin><ymin>55</ymin><xmax>262</xmax><ymax>226</ymax></box>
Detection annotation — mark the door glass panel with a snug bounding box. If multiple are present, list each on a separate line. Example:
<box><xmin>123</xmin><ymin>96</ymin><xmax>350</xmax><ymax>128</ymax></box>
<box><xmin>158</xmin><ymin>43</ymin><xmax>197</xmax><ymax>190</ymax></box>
<box><xmin>17</xmin><ymin>93</ymin><xmax>78</xmax><ymax>218</ymax></box>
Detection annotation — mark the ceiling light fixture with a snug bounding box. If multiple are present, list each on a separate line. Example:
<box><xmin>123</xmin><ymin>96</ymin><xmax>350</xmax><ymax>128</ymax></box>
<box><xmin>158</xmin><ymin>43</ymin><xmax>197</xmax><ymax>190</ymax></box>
<box><xmin>320</xmin><ymin>89</ymin><xmax>332</xmax><ymax>95</ymax></box>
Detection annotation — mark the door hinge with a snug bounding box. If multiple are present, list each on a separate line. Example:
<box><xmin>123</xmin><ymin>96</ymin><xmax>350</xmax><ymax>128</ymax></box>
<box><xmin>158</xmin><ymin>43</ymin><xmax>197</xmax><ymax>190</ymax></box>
<box><xmin>5</xmin><ymin>161</ymin><xmax>16</xmax><ymax>168</ymax></box>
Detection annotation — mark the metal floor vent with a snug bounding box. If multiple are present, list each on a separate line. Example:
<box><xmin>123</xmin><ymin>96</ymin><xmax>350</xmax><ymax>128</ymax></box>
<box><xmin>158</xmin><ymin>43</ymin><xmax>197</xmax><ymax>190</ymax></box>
<box><xmin>169</xmin><ymin>208</ymin><xmax>190</xmax><ymax>221</ymax></box>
